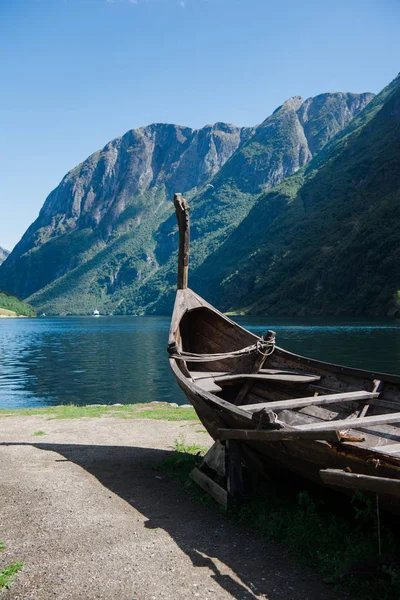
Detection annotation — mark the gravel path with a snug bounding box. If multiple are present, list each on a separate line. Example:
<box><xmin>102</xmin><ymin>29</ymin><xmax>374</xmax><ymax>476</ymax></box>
<box><xmin>0</xmin><ymin>416</ymin><xmax>339</xmax><ymax>600</ymax></box>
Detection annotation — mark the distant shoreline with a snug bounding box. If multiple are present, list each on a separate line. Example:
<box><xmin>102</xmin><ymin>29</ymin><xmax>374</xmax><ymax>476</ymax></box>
<box><xmin>0</xmin><ymin>313</ymin><xmax>30</xmax><ymax>318</ymax></box>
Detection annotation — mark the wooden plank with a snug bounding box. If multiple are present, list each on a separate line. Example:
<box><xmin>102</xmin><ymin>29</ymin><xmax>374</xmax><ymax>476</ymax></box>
<box><xmin>226</xmin><ymin>440</ymin><xmax>244</xmax><ymax>504</ymax></box>
<box><xmin>320</xmin><ymin>469</ymin><xmax>400</xmax><ymax>497</ymax></box>
<box><xmin>189</xmin><ymin>467</ymin><xmax>228</xmax><ymax>508</ymax></box>
<box><xmin>191</xmin><ymin>371</ymin><xmax>230</xmax><ymax>379</ymax></box>
<box><xmin>168</xmin><ymin>289</ymin><xmax>187</xmax><ymax>346</ymax></box>
<box><xmin>242</xmin><ymin>391</ymin><xmax>380</xmax><ymax>413</ymax></box>
<box><xmin>259</xmin><ymin>368</ymin><xmax>321</xmax><ymax>376</ymax></box>
<box><xmin>371</xmin><ymin>442</ymin><xmax>400</xmax><ymax>455</ymax></box>
<box><xmin>187</xmin><ymin>309</ymin><xmax>252</xmax><ymax>348</ymax></box>
<box><xmin>216</xmin><ymin>373</ymin><xmax>321</xmax><ymax>384</ymax></box>
<box><xmin>218</xmin><ymin>428</ymin><xmax>342</xmax><ymax>442</ymax></box>
<box><xmin>202</xmin><ymin>441</ymin><xmax>226</xmax><ymax>477</ymax></box>
<box><xmin>234</xmin><ymin>330</ymin><xmax>276</xmax><ymax>406</ymax></box>
<box><xmin>297</xmin><ymin>411</ymin><xmax>400</xmax><ymax>432</ymax></box>
<box><xmin>193</xmin><ymin>378</ymin><xmax>223</xmax><ymax>394</ymax></box>
<box><xmin>357</xmin><ymin>379</ymin><xmax>383</xmax><ymax>419</ymax></box>
<box><xmin>174</xmin><ymin>194</ymin><xmax>190</xmax><ymax>290</ymax></box>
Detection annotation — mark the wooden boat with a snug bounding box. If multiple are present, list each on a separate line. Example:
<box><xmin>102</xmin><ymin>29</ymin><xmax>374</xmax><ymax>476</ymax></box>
<box><xmin>168</xmin><ymin>194</ymin><xmax>400</xmax><ymax>512</ymax></box>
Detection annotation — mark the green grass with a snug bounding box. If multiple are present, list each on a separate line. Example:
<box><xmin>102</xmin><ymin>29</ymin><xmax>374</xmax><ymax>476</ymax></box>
<box><xmin>33</xmin><ymin>430</ymin><xmax>46</xmax><ymax>436</ymax></box>
<box><xmin>161</xmin><ymin>441</ymin><xmax>400</xmax><ymax>600</ymax></box>
<box><xmin>0</xmin><ymin>403</ymin><xmax>199</xmax><ymax>421</ymax></box>
<box><xmin>0</xmin><ymin>291</ymin><xmax>35</xmax><ymax>317</ymax></box>
<box><xmin>0</xmin><ymin>544</ymin><xmax>23</xmax><ymax>591</ymax></box>
<box><xmin>161</xmin><ymin>438</ymin><xmax>209</xmax><ymax>485</ymax></box>
<box><xmin>0</xmin><ymin>562</ymin><xmax>23</xmax><ymax>590</ymax></box>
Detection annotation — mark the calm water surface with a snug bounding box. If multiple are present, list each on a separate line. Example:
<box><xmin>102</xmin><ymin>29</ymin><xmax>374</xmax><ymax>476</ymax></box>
<box><xmin>0</xmin><ymin>316</ymin><xmax>399</xmax><ymax>409</ymax></box>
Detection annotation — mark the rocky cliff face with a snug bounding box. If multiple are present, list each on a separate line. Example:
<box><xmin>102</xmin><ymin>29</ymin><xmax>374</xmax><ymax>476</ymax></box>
<box><xmin>141</xmin><ymin>91</ymin><xmax>374</xmax><ymax>312</ymax></box>
<box><xmin>0</xmin><ymin>90</ymin><xmax>374</xmax><ymax>315</ymax></box>
<box><xmin>0</xmin><ymin>122</ymin><xmax>252</xmax><ymax>300</ymax></box>
<box><xmin>0</xmin><ymin>247</ymin><xmax>9</xmax><ymax>266</ymax></box>
<box><xmin>37</xmin><ymin>122</ymin><xmax>253</xmax><ymax>238</ymax></box>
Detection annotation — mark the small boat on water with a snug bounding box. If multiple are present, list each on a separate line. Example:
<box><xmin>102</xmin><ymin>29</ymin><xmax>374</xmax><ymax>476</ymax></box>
<box><xmin>168</xmin><ymin>194</ymin><xmax>400</xmax><ymax>513</ymax></box>
<box><xmin>93</xmin><ymin>309</ymin><xmax>100</xmax><ymax>317</ymax></box>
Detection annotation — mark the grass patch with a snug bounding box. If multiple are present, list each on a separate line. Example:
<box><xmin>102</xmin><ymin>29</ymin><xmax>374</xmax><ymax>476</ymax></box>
<box><xmin>0</xmin><ymin>542</ymin><xmax>23</xmax><ymax>590</ymax></box>
<box><xmin>0</xmin><ymin>403</ymin><xmax>199</xmax><ymax>422</ymax></box>
<box><xmin>33</xmin><ymin>430</ymin><xmax>46</xmax><ymax>436</ymax></box>
<box><xmin>0</xmin><ymin>562</ymin><xmax>23</xmax><ymax>590</ymax></box>
<box><xmin>161</xmin><ymin>441</ymin><xmax>400</xmax><ymax>600</ymax></box>
<box><xmin>161</xmin><ymin>438</ymin><xmax>209</xmax><ymax>485</ymax></box>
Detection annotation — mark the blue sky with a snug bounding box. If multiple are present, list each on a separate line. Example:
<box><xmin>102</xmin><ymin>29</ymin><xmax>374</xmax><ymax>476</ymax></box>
<box><xmin>1</xmin><ymin>0</ymin><xmax>399</xmax><ymax>250</ymax></box>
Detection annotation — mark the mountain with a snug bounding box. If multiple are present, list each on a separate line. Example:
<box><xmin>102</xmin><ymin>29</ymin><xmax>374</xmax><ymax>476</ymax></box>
<box><xmin>0</xmin><ymin>122</ymin><xmax>253</xmax><ymax>312</ymax></box>
<box><xmin>0</xmin><ymin>246</ymin><xmax>9</xmax><ymax>265</ymax></box>
<box><xmin>0</xmin><ymin>92</ymin><xmax>373</xmax><ymax>315</ymax></box>
<box><xmin>192</xmin><ymin>75</ymin><xmax>400</xmax><ymax>317</ymax></box>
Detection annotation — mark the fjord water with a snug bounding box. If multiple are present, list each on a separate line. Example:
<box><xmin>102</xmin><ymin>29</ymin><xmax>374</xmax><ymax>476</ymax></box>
<box><xmin>0</xmin><ymin>316</ymin><xmax>399</xmax><ymax>409</ymax></box>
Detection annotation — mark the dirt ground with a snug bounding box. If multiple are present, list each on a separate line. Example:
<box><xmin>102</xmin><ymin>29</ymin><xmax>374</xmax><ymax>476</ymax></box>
<box><xmin>0</xmin><ymin>416</ymin><xmax>339</xmax><ymax>600</ymax></box>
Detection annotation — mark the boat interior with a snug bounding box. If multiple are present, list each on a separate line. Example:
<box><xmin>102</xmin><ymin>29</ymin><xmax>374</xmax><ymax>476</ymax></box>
<box><xmin>177</xmin><ymin>303</ymin><xmax>400</xmax><ymax>460</ymax></box>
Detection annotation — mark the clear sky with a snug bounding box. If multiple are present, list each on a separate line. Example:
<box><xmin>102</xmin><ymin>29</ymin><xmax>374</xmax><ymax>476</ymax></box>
<box><xmin>0</xmin><ymin>0</ymin><xmax>399</xmax><ymax>250</ymax></box>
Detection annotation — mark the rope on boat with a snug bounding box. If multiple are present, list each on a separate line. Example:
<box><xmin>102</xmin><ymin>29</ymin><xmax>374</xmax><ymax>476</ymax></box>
<box><xmin>168</xmin><ymin>338</ymin><xmax>275</xmax><ymax>362</ymax></box>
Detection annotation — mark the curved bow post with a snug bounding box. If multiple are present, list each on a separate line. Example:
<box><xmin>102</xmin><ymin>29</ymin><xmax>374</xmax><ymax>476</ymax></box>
<box><xmin>174</xmin><ymin>193</ymin><xmax>190</xmax><ymax>290</ymax></box>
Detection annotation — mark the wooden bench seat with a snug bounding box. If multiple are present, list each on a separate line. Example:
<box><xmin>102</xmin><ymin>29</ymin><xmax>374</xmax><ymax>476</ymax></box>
<box><xmin>241</xmin><ymin>390</ymin><xmax>381</xmax><ymax>413</ymax></box>
<box><xmin>192</xmin><ymin>370</ymin><xmax>321</xmax><ymax>394</ymax></box>
<box><xmin>192</xmin><ymin>373</ymin><xmax>320</xmax><ymax>394</ymax></box>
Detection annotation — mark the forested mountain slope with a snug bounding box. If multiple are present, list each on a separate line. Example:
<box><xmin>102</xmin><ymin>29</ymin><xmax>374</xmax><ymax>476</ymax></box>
<box><xmin>0</xmin><ymin>92</ymin><xmax>373</xmax><ymax>315</ymax></box>
<box><xmin>192</xmin><ymin>75</ymin><xmax>400</xmax><ymax>317</ymax></box>
<box><xmin>0</xmin><ymin>291</ymin><xmax>35</xmax><ymax>317</ymax></box>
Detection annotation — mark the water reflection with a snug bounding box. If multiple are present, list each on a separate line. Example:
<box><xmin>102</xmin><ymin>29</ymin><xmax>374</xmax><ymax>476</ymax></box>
<box><xmin>0</xmin><ymin>317</ymin><xmax>186</xmax><ymax>409</ymax></box>
<box><xmin>0</xmin><ymin>316</ymin><xmax>399</xmax><ymax>409</ymax></box>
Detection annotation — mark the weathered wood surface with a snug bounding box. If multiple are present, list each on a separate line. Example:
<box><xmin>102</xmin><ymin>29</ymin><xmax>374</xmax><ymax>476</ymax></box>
<box><xmin>218</xmin><ymin>427</ymin><xmax>342</xmax><ymax>442</ymax></box>
<box><xmin>191</xmin><ymin>372</ymin><xmax>230</xmax><ymax>379</ymax></box>
<box><xmin>357</xmin><ymin>379</ymin><xmax>383</xmax><ymax>419</ymax></box>
<box><xmin>296</xmin><ymin>411</ymin><xmax>400</xmax><ymax>432</ymax></box>
<box><xmin>174</xmin><ymin>193</ymin><xmax>190</xmax><ymax>290</ymax></box>
<box><xmin>242</xmin><ymin>391</ymin><xmax>380</xmax><ymax>413</ymax></box>
<box><xmin>234</xmin><ymin>330</ymin><xmax>275</xmax><ymax>406</ymax></box>
<box><xmin>225</xmin><ymin>439</ymin><xmax>244</xmax><ymax>504</ymax></box>
<box><xmin>190</xmin><ymin>467</ymin><xmax>228</xmax><ymax>507</ymax></box>
<box><xmin>203</xmin><ymin>441</ymin><xmax>226</xmax><ymax>477</ymax></box>
<box><xmin>194</xmin><ymin>378</ymin><xmax>223</xmax><ymax>393</ymax></box>
<box><xmin>259</xmin><ymin>368</ymin><xmax>319</xmax><ymax>376</ymax></box>
<box><xmin>168</xmin><ymin>288</ymin><xmax>203</xmax><ymax>346</ymax></box>
<box><xmin>370</xmin><ymin>442</ymin><xmax>400</xmax><ymax>455</ymax></box>
<box><xmin>320</xmin><ymin>468</ymin><xmax>400</xmax><ymax>497</ymax></box>
<box><xmin>215</xmin><ymin>373</ymin><xmax>321</xmax><ymax>384</ymax></box>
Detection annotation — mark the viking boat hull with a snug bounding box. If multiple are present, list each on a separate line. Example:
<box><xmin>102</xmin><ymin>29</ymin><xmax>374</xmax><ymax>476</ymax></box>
<box><xmin>168</xmin><ymin>195</ymin><xmax>400</xmax><ymax>513</ymax></box>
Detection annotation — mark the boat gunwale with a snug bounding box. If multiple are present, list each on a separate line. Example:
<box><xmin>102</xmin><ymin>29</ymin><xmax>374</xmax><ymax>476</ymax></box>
<box><xmin>169</xmin><ymin>355</ymin><xmax>400</xmax><ymax>469</ymax></box>
<box><xmin>171</xmin><ymin>288</ymin><xmax>400</xmax><ymax>386</ymax></box>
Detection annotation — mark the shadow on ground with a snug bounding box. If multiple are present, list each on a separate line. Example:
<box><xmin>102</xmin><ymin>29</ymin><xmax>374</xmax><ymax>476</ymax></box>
<box><xmin>2</xmin><ymin>442</ymin><xmax>334</xmax><ymax>600</ymax></box>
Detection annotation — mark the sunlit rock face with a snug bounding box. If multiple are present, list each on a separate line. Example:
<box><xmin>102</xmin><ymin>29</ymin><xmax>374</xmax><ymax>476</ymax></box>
<box><xmin>0</xmin><ymin>246</ymin><xmax>9</xmax><ymax>266</ymax></box>
<box><xmin>0</xmin><ymin>90</ymin><xmax>374</xmax><ymax>315</ymax></box>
